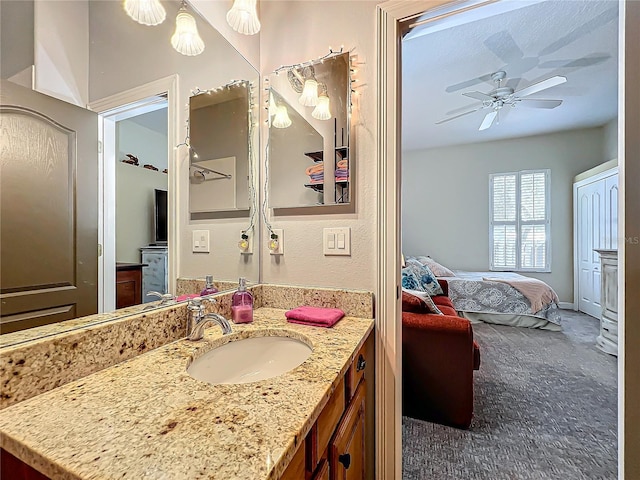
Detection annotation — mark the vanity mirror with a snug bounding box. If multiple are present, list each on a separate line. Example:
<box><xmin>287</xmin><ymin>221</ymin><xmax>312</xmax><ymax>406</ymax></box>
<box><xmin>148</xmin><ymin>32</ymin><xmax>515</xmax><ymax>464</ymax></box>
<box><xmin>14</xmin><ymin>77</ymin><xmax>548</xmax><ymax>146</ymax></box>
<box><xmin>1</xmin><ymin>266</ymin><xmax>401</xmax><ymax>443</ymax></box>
<box><xmin>0</xmin><ymin>0</ymin><xmax>259</xmax><ymax>344</ymax></box>
<box><xmin>267</xmin><ymin>51</ymin><xmax>352</xmax><ymax>213</ymax></box>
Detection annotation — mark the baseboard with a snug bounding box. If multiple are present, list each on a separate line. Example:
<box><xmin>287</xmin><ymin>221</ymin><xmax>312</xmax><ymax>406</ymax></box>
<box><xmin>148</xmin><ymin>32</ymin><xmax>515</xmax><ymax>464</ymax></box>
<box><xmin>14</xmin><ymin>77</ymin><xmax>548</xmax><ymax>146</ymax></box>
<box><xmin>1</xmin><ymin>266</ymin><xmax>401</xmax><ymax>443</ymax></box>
<box><xmin>558</xmin><ymin>302</ymin><xmax>575</xmax><ymax>310</ymax></box>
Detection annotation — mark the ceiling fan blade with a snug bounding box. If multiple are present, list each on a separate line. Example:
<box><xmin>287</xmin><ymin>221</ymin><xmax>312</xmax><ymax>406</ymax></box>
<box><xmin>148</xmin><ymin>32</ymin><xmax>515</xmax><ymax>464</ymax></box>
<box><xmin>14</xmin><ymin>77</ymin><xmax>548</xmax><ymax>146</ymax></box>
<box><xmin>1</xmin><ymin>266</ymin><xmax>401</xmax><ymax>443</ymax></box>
<box><xmin>463</xmin><ymin>91</ymin><xmax>493</xmax><ymax>101</ymax></box>
<box><xmin>435</xmin><ymin>108</ymin><xmax>480</xmax><ymax>125</ymax></box>
<box><xmin>484</xmin><ymin>30</ymin><xmax>523</xmax><ymax>64</ymax></box>
<box><xmin>445</xmin><ymin>73</ymin><xmax>493</xmax><ymax>93</ymax></box>
<box><xmin>538</xmin><ymin>55</ymin><xmax>611</xmax><ymax>69</ymax></box>
<box><xmin>479</xmin><ymin>111</ymin><xmax>498</xmax><ymax>131</ymax></box>
<box><xmin>517</xmin><ymin>99</ymin><xmax>563</xmax><ymax>109</ymax></box>
<box><xmin>516</xmin><ymin>76</ymin><xmax>567</xmax><ymax>98</ymax></box>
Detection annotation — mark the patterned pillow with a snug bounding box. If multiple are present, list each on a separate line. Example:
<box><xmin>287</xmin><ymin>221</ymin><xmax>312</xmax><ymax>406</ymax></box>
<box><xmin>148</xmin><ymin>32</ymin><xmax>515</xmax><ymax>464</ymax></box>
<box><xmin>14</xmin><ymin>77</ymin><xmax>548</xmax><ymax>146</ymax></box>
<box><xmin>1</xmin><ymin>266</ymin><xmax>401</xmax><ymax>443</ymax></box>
<box><xmin>403</xmin><ymin>258</ymin><xmax>444</xmax><ymax>296</ymax></box>
<box><xmin>412</xmin><ymin>256</ymin><xmax>455</xmax><ymax>277</ymax></box>
<box><xmin>403</xmin><ymin>289</ymin><xmax>443</xmax><ymax>315</ymax></box>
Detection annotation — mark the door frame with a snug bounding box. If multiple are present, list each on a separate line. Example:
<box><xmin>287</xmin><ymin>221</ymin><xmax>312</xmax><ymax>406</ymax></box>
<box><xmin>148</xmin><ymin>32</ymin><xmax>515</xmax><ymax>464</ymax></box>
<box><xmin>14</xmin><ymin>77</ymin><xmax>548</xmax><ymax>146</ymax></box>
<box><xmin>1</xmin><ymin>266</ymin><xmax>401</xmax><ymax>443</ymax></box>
<box><xmin>376</xmin><ymin>0</ymin><xmax>637</xmax><ymax>477</ymax></box>
<box><xmin>573</xmin><ymin>166</ymin><xmax>618</xmax><ymax>314</ymax></box>
<box><xmin>88</xmin><ymin>75</ymin><xmax>179</xmax><ymax>312</ymax></box>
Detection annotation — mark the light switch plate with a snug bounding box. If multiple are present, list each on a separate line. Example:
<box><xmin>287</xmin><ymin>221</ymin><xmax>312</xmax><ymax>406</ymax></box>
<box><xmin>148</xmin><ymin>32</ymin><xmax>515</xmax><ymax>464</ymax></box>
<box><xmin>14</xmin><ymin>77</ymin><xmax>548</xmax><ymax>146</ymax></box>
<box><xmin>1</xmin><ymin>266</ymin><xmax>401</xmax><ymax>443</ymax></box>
<box><xmin>323</xmin><ymin>227</ymin><xmax>351</xmax><ymax>256</ymax></box>
<box><xmin>270</xmin><ymin>229</ymin><xmax>284</xmax><ymax>255</ymax></box>
<box><xmin>192</xmin><ymin>230</ymin><xmax>210</xmax><ymax>253</ymax></box>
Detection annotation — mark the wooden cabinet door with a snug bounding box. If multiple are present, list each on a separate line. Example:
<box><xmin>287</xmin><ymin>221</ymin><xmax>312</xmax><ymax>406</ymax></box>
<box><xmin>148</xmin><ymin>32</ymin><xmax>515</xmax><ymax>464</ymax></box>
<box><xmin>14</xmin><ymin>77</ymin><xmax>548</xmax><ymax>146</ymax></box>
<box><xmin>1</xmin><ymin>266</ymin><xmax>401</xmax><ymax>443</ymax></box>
<box><xmin>329</xmin><ymin>380</ymin><xmax>365</xmax><ymax>480</ymax></box>
<box><xmin>312</xmin><ymin>458</ymin><xmax>330</xmax><ymax>480</ymax></box>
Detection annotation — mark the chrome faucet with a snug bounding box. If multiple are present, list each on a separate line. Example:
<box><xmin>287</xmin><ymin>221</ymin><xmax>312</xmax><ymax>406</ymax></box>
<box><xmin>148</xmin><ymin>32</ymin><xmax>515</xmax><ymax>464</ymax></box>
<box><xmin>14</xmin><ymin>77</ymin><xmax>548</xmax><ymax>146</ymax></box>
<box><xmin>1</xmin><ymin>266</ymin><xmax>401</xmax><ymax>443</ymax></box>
<box><xmin>186</xmin><ymin>297</ymin><xmax>232</xmax><ymax>340</ymax></box>
<box><xmin>144</xmin><ymin>291</ymin><xmax>175</xmax><ymax>310</ymax></box>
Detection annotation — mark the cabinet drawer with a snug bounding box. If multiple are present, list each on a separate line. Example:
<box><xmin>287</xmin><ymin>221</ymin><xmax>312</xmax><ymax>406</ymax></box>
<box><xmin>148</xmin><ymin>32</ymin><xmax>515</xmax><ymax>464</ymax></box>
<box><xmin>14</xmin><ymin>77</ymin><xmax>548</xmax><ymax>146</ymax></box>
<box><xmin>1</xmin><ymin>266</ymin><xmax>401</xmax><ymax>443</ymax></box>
<box><xmin>346</xmin><ymin>343</ymin><xmax>367</xmax><ymax>400</ymax></box>
<box><xmin>330</xmin><ymin>380</ymin><xmax>366</xmax><ymax>480</ymax></box>
<box><xmin>280</xmin><ymin>439</ymin><xmax>305</xmax><ymax>480</ymax></box>
<box><xmin>309</xmin><ymin>378</ymin><xmax>345</xmax><ymax>471</ymax></box>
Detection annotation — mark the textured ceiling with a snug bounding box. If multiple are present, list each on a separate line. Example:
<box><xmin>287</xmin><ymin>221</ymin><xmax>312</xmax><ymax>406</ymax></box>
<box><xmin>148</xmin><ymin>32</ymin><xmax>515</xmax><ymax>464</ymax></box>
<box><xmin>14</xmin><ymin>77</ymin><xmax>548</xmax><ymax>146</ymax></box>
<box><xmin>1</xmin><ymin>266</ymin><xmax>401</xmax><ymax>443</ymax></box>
<box><xmin>402</xmin><ymin>0</ymin><xmax>619</xmax><ymax>151</ymax></box>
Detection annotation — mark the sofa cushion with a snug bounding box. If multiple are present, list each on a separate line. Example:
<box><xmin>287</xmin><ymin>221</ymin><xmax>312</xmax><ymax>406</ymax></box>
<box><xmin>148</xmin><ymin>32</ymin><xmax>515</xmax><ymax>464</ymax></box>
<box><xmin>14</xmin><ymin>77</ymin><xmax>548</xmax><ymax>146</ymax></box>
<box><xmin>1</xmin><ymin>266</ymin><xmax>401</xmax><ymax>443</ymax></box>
<box><xmin>438</xmin><ymin>305</ymin><xmax>458</xmax><ymax>317</ymax></box>
<box><xmin>403</xmin><ymin>258</ymin><xmax>443</xmax><ymax>296</ymax></box>
<box><xmin>403</xmin><ymin>289</ymin><xmax>443</xmax><ymax>315</ymax></box>
<box><xmin>432</xmin><ymin>295</ymin><xmax>455</xmax><ymax>309</ymax></box>
<box><xmin>412</xmin><ymin>255</ymin><xmax>455</xmax><ymax>277</ymax></box>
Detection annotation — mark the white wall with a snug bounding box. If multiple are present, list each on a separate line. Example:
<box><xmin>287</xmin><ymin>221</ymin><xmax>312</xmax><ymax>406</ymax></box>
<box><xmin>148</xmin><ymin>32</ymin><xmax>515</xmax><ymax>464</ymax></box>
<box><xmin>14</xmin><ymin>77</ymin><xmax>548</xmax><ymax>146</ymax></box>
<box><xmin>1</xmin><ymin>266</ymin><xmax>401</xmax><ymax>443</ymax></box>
<box><xmin>0</xmin><ymin>0</ymin><xmax>34</xmax><ymax>80</ymax></box>
<box><xmin>89</xmin><ymin>0</ymin><xmax>260</xmax><ymax>284</ymax></box>
<box><xmin>402</xmin><ymin>127</ymin><xmax>609</xmax><ymax>302</ymax></box>
<box><xmin>34</xmin><ymin>0</ymin><xmax>88</xmax><ymax>106</ymax></box>
<box><xmin>259</xmin><ymin>1</ymin><xmax>378</xmax><ymax>292</ymax></box>
<box><xmin>116</xmin><ymin>162</ymin><xmax>168</xmax><ymax>263</ymax></box>
<box><xmin>603</xmin><ymin>117</ymin><xmax>619</xmax><ymax>161</ymax></box>
<box><xmin>117</xmin><ymin>116</ymin><xmax>168</xmax><ymax>171</ymax></box>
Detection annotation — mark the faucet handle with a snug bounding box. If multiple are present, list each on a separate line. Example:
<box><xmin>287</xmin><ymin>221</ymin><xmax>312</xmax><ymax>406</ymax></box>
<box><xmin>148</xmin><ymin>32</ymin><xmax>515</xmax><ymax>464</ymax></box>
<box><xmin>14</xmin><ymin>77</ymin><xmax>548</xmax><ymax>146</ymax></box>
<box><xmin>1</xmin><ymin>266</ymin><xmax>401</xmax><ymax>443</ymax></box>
<box><xmin>147</xmin><ymin>291</ymin><xmax>175</xmax><ymax>305</ymax></box>
<box><xmin>187</xmin><ymin>297</ymin><xmax>204</xmax><ymax>312</ymax></box>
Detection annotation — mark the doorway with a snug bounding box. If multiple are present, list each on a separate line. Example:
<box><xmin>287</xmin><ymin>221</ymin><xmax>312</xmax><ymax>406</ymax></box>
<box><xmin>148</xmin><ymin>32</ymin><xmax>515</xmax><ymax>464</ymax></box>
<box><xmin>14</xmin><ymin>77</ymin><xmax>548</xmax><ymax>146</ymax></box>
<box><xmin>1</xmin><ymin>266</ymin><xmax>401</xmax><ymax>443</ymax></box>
<box><xmin>89</xmin><ymin>76</ymin><xmax>178</xmax><ymax>313</ymax></box>
<box><xmin>376</xmin><ymin>0</ymin><xmax>638</xmax><ymax>478</ymax></box>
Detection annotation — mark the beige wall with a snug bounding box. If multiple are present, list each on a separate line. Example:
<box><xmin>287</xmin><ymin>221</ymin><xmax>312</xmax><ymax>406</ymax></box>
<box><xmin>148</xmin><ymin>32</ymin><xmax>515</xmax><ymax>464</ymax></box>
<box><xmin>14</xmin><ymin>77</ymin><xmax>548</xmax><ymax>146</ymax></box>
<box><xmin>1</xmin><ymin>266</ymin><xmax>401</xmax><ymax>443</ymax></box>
<box><xmin>259</xmin><ymin>1</ymin><xmax>378</xmax><ymax>292</ymax></box>
<box><xmin>115</xmin><ymin>163</ymin><xmax>168</xmax><ymax>263</ymax></box>
<box><xmin>117</xmin><ymin>116</ymin><xmax>168</xmax><ymax>171</ymax></box>
<box><xmin>603</xmin><ymin>118</ymin><xmax>619</xmax><ymax>161</ymax></box>
<box><xmin>402</xmin><ymin>127</ymin><xmax>607</xmax><ymax>303</ymax></box>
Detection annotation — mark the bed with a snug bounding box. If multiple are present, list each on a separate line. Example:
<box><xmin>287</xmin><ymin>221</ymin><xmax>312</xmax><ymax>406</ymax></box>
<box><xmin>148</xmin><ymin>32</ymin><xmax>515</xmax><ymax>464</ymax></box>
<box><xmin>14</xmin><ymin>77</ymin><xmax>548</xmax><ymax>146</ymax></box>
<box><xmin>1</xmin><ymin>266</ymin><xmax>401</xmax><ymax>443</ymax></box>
<box><xmin>439</xmin><ymin>270</ymin><xmax>562</xmax><ymax>331</ymax></box>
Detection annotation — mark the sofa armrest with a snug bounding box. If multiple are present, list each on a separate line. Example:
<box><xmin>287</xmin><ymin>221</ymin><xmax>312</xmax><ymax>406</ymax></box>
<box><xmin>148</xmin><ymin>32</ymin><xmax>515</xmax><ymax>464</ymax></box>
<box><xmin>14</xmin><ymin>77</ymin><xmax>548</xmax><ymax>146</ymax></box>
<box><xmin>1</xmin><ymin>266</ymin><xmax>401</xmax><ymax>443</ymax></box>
<box><xmin>437</xmin><ymin>279</ymin><xmax>448</xmax><ymax>296</ymax></box>
<box><xmin>402</xmin><ymin>311</ymin><xmax>476</xmax><ymax>428</ymax></box>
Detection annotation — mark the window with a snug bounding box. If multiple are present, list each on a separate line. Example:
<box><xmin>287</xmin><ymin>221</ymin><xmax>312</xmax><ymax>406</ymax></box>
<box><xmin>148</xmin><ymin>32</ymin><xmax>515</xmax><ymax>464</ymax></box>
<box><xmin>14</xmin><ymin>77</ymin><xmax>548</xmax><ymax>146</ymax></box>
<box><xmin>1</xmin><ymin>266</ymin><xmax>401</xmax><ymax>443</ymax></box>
<box><xmin>490</xmin><ymin>169</ymin><xmax>550</xmax><ymax>272</ymax></box>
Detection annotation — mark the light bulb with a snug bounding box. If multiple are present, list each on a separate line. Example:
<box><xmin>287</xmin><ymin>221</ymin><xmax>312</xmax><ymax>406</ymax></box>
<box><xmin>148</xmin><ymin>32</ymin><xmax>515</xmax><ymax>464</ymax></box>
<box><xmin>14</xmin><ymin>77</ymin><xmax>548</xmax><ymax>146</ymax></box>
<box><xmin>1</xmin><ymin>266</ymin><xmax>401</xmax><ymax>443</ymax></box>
<box><xmin>312</xmin><ymin>94</ymin><xmax>331</xmax><ymax>120</ymax></box>
<box><xmin>238</xmin><ymin>234</ymin><xmax>250</xmax><ymax>252</ymax></box>
<box><xmin>171</xmin><ymin>6</ymin><xmax>205</xmax><ymax>56</ymax></box>
<box><xmin>226</xmin><ymin>0</ymin><xmax>261</xmax><ymax>35</ymax></box>
<box><xmin>272</xmin><ymin>105</ymin><xmax>292</xmax><ymax>128</ymax></box>
<box><xmin>299</xmin><ymin>79</ymin><xmax>318</xmax><ymax>107</ymax></box>
<box><xmin>124</xmin><ymin>0</ymin><xmax>166</xmax><ymax>26</ymax></box>
<box><xmin>268</xmin><ymin>236</ymin><xmax>279</xmax><ymax>252</ymax></box>
<box><xmin>269</xmin><ymin>92</ymin><xmax>278</xmax><ymax>118</ymax></box>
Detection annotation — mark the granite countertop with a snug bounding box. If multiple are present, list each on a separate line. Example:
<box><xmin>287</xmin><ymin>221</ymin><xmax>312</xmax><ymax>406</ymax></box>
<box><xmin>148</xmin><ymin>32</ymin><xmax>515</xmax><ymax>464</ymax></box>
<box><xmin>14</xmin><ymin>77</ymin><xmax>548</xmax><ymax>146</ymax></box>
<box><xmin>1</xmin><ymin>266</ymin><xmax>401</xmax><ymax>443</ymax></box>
<box><xmin>0</xmin><ymin>308</ymin><xmax>373</xmax><ymax>480</ymax></box>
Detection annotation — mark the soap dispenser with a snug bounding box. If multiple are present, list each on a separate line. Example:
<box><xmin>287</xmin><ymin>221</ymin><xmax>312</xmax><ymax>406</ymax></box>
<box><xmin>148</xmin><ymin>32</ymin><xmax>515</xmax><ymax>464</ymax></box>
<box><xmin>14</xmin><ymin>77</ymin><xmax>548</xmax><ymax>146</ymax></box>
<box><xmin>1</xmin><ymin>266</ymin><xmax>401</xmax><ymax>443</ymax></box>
<box><xmin>231</xmin><ymin>277</ymin><xmax>253</xmax><ymax>324</ymax></box>
<box><xmin>200</xmin><ymin>275</ymin><xmax>219</xmax><ymax>296</ymax></box>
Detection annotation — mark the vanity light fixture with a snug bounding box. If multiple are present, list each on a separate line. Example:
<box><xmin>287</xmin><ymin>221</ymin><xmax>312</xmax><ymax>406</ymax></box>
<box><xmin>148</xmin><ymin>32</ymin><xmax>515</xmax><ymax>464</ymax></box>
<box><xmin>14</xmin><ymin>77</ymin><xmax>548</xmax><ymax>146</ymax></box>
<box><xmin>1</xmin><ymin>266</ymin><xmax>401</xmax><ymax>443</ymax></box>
<box><xmin>124</xmin><ymin>0</ymin><xmax>166</xmax><ymax>26</ymax></box>
<box><xmin>312</xmin><ymin>84</ymin><xmax>331</xmax><ymax>120</ymax></box>
<box><xmin>171</xmin><ymin>1</ymin><xmax>205</xmax><ymax>56</ymax></box>
<box><xmin>298</xmin><ymin>79</ymin><xmax>319</xmax><ymax>107</ymax></box>
<box><xmin>238</xmin><ymin>233</ymin><xmax>250</xmax><ymax>252</ymax></box>
<box><xmin>226</xmin><ymin>0</ymin><xmax>261</xmax><ymax>36</ymax></box>
<box><xmin>268</xmin><ymin>232</ymin><xmax>279</xmax><ymax>252</ymax></box>
<box><xmin>272</xmin><ymin>105</ymin><xmax>292</xmax><ymax>129</ymax></box>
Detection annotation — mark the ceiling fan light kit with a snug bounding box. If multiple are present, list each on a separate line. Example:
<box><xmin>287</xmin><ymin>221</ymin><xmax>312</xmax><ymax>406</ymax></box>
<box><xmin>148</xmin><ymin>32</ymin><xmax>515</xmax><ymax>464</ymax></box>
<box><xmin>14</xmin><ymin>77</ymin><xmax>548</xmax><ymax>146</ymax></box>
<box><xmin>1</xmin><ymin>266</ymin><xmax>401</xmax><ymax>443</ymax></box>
<box><xmin>437</xmin><ymin>70</ymin><xmax>567</xmax><ymax>131</ymax></box>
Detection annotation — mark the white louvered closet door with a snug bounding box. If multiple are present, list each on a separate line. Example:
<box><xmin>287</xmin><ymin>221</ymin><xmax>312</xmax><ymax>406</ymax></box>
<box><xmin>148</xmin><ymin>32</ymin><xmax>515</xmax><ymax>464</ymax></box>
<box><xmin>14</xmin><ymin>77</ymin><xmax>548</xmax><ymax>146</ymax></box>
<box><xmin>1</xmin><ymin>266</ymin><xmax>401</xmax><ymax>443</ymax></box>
<box><xmin>575</xmin><ymin>170</ymin><xmax>618</xmax><ymax>318</ymax></box>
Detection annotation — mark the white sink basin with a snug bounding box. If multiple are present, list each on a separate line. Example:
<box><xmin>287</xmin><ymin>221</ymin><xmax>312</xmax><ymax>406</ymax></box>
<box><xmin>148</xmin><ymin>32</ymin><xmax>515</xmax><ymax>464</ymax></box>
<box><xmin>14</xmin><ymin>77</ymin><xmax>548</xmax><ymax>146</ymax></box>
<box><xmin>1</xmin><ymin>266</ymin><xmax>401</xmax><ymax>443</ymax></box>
<box><xmin>187</xmin><ymin>335</ymin><xmax>312</xmax><ymax>385</ymax></box>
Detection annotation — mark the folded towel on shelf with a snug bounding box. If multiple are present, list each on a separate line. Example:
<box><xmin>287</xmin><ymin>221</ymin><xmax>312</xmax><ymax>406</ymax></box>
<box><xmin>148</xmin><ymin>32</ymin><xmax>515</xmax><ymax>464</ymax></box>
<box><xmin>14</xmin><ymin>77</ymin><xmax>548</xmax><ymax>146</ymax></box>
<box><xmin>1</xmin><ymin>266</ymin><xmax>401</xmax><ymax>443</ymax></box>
<box><xmin>305</xmin><ymin>163</ymin><xmax>324</xmax><ymax>176</ymax></box>
<box><xmin>286</xmin><ymin>306</ymin><xmax>345</xmax><ymax>327</ymax></box>
<box><xmin>309</xmin><ymin>179</ymin><xmax>324</xmax><ymax>184</ymax></box>
<box><xmin>336</xmin><ymin>177</ymin><xmax>349</xmax><ymax>182</ymax></box>
<box><xmin>335</xmin><ymin>169</ymin><xmax>349</xmax><ymax>176</ymax></box>
<box><xmin>337</xmin><ymin>159</ymin><xmax>348</xmax><ymax>169</ymax></box>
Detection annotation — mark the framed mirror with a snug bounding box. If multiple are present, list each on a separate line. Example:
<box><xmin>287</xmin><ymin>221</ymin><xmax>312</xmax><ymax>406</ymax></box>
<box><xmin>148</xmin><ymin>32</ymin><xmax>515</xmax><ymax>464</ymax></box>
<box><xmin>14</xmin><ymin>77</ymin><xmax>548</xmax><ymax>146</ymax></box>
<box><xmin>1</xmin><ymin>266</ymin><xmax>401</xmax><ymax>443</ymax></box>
<box><xmin>0</xmin><ymin>0</ymin><xmax>259</xmax><ymax>345</ymax></box>
<box><xmin>189</xmin><ymin>80</ymin><xmax>253</xmax><ymax>219</ymax></box>
<box><xmin>267</xmin><ymin>51</ymin><xmax>353</xmax><ymax>213</ymax></box>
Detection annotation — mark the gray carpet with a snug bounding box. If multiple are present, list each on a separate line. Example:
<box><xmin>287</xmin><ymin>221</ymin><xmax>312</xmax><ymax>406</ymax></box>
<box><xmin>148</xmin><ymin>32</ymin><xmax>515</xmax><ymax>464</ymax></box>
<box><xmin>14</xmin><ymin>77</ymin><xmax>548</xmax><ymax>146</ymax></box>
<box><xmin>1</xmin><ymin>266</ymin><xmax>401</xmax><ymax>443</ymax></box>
<box><xmin>403</xmin><ymin>310</ymin><xmax>618</xmax><ymax>480</ymax></box>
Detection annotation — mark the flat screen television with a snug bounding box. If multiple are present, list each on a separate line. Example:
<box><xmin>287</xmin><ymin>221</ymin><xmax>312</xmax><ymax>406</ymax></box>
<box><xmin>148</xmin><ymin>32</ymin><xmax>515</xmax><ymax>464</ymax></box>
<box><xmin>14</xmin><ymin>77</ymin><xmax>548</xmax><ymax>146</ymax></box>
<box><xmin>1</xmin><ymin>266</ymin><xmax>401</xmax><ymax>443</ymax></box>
<box><xmin>154</xmin><ymin>189</ymin><xmax>168</xmax><ymax>245</ymax></box>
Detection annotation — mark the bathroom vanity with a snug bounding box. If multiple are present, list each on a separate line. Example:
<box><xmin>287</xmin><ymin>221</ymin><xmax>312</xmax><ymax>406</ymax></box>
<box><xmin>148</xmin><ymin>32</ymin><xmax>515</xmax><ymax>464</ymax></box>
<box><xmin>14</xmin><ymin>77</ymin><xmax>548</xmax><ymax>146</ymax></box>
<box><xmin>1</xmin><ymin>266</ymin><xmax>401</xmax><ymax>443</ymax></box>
<box><xmin>0</xmin><ymin>286</ymin><xmax>374</xmax><ymax>480</ymax></box>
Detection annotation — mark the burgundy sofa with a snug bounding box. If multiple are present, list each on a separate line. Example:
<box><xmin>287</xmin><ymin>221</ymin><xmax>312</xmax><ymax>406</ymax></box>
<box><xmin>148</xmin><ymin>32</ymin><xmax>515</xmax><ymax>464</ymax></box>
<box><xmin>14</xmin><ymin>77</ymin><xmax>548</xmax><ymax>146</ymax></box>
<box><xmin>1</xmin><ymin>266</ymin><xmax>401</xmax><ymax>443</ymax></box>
<box><xmin>402</xmin><ymin>280</ymin><xmax>481</xmax><ymax>429</ymax></box>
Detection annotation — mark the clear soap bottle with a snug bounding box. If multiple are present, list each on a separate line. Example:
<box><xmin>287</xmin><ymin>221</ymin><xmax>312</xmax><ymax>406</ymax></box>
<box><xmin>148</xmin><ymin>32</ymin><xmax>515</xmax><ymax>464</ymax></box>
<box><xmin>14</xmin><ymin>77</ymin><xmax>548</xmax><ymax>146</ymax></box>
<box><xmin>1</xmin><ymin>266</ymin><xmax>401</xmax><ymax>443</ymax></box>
<box><xmin>231</xmin><ymin>277</ymin><xmax>253</xmax><ymax>324</ymax></box>
<box><xmin>200</xmin><ymin>275</ymin><xmax>219</xmax><ymax>296</ymax></box>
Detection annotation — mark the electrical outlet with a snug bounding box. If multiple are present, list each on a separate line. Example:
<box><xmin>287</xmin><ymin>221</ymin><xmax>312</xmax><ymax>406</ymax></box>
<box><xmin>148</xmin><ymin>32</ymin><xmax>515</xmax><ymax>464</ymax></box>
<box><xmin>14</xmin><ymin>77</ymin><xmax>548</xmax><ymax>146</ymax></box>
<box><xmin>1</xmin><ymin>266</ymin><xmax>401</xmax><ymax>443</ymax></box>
<box><xmin>270</xmin><ymin>229</ymin><xmax>284</xmax><ymax>255</ymax></box>
<box><xmin>192</xmin><ymin>230</ymin><xmax>210</xmax><ymax>253</ymax></box>
<box><xmin>323</xmin><ymin>227</ymin><xmax>351</xmax><ymax>256</ymax></box>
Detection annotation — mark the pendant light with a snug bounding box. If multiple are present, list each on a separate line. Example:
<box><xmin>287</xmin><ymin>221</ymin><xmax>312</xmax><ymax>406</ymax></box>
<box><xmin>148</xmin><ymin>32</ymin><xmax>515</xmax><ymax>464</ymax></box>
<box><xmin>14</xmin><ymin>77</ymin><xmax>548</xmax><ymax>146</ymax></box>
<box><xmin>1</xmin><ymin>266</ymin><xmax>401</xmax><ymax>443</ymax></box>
<box><xmin>124</xmin><ymin>0</ymin><xmax>166</xmax><ymax>26</ymax></box>
<box><xmin>272</xmin><ymin>105</ymin><xmax>292</xmax><ymax>129</ymax></box>
<box><xmin>171</xmin><ymin>1</ymin><xmax>205</xmax><ymax>56</ymax></box>
<box><xmin>298</xmin><ymin>79</ymin><xmax>319</xmax><ymax>107</ymax></box>
<box><xmin>226</xmin><ymin>0</ymin><xmax>261</xmax><ymax>36</ymax></box>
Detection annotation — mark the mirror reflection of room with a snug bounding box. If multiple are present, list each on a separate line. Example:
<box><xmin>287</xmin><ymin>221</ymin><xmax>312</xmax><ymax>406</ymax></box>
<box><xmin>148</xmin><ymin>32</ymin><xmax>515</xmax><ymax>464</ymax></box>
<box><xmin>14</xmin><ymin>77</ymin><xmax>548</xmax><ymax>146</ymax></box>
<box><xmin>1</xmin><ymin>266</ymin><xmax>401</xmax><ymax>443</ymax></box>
<box><xmin>268</xmin><ymin>51</ymin><xmax>351</xmax><ymax>209</ymax></box>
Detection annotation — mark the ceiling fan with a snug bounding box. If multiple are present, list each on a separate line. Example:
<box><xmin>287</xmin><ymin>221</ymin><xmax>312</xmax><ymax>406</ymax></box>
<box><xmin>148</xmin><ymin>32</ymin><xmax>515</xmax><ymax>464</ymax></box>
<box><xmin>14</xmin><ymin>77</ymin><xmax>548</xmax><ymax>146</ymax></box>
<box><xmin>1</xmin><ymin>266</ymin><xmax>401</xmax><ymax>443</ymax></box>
<box><xmin>436</xmin><ymin>71</ymin><xmax>567</xmax><ymax>131</ymax></box>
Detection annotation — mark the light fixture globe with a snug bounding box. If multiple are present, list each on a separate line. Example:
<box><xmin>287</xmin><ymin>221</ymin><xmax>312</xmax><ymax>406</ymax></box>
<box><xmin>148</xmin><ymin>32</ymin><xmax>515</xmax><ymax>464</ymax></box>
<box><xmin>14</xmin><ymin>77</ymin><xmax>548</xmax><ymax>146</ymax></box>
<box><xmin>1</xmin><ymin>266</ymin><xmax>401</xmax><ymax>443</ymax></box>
<box><xmin>171</xmin><ymin>6</ymin><xmax>205</xmax><ymax>56</ymax></box>
<box><xmin>226</xmin><ymin>0</ymin><xmax>261</xmax><ymax>36</ymax></box>
<box><xmin>298</xmin><ymin>79</ymin><xmax>319</xmax><ymax>107</ymax></box>
<box><xmin>124</xmin><ymin>0</ymin><xmax>167</xmax><ymax>26</ymax></box>
<box><xmin>312</xmin><ymin>94</ymin><xmax>331</xmax><ymax>120</ymax></box>
<box><xmin>272</xmin><ymin>106</ymin><xmax>292</xmax><ymax>129</ymax></box>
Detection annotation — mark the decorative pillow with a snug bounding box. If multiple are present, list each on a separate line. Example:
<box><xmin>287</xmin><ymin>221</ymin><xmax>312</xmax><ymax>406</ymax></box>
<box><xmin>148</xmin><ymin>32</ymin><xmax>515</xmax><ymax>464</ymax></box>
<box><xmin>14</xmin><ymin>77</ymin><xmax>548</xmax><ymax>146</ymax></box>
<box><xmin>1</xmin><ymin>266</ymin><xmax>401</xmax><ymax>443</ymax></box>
<box><xmin>403</xmin><ymin>258</ymin><xmax>444</xmax><ymax>296</ymax></box>
<box><xmin>403</xmin><ymin>289</ymin><xmax>443</xmax><ymax>315</ymax></box>
<box><xmin>413</xmin><ymin>255</ymin><xmax>455</xmax><ymax>277</ymax></box>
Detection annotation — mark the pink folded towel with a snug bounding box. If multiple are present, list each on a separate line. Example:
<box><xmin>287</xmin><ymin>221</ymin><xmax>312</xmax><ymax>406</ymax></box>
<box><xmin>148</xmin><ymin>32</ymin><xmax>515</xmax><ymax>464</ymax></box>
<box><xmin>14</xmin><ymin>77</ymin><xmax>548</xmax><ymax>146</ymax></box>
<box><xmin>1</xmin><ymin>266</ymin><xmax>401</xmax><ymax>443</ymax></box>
<box><xmin>176</xmin><ymin>294</ymin><xmax>200</xmax><ymax>302</ymax></box>
<box><xmin>285</xmin><ymin>306</ymin><xmax>345</xmax><ymax>328</ymax></box>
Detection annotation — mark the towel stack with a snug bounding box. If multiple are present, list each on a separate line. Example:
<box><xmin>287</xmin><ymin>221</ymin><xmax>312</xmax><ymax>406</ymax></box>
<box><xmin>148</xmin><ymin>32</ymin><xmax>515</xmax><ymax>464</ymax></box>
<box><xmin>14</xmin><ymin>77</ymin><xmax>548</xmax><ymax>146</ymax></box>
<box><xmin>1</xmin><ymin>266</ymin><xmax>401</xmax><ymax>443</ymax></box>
<box><xmin>306</xmin><ymin>163</ymin><xmax>324</xmax><ymax>184</ymax></box>
<box><xmin>286</xmin><ymin>306</ymin><xmax>345</xmax><ymax>328</ymax></box>
<box><xmin>335</xmin><ymin>159</ymin><xmax>349</xmax><ymax>182</ymax></box>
